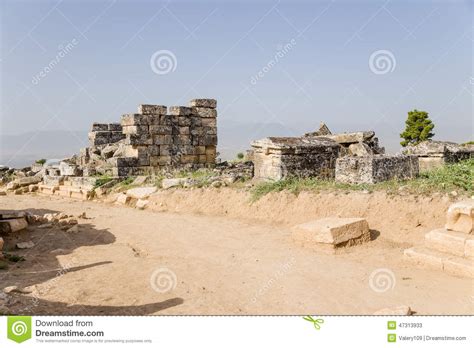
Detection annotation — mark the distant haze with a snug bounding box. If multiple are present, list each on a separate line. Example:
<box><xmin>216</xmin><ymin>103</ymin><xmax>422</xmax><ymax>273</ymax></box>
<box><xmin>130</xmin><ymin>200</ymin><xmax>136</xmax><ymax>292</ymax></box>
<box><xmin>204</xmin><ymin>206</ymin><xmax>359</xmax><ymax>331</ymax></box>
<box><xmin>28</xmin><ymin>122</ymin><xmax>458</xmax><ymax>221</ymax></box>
<box><xmin>1</xmin><ymin>0</ymin><xmax>472</xmax><ymax>168</ymax></box>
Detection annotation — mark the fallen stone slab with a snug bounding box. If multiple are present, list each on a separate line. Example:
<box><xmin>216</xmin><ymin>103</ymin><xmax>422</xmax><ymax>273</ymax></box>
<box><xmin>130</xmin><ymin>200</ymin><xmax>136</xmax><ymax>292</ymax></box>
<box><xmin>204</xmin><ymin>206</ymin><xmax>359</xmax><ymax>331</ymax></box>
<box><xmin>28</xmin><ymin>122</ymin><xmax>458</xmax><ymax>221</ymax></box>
<box><xmin>292</xmin><ymin>217</ymin><xmax>370</xmax><ymax>252</ymax></box>
<box><xmin>136</xmin><ymin>199</ymin><xmax>149</xmax><ymax>209</ymax></box>
<box><xmin>161</xmin><ymin>178</ymin><xmax>191</xmax><ymax>189</ymax></box>
<box><xmin>16</xmin><ymin>241</ymin><xmax>34</xmax><ymax>249</ymax></box>
<box><xmin>446</xmin><ymin>200</ymin><xmax>474</xmax><ymax>234</ymax></box>
<box><xmin>0</xmin><ymin>218</ymin><xmax>28</xmax><ymax>234</ymax></box>
<box><xmin>6</xmin><ymin>176</ymin><xmax>42</xmax><ymax>190</ymax></box>
<box><xmin>323</xmin><ymin>131</ymin><xmax>375</xmax><ymax>144</ymax></box>
<box><xmin>335</xmin><ymin>155</ymin><xmax>419</xmax><ymax>184</ymax></box>
<box><xmin>115</xmin><ymin>193</ymin><xmax>131</xmax><ymax>205</ymax></box>
<box><xmin>404</xmin><ymin>247</ymin><xmax>474</xmax><ymax>278</ymax></box>
<box><xmin>126</xmin><ymin>186</ymin><xmax>157</xmax><ymax>199</ymax></box>
<box><xmin>373</xmin><ymin>305</ymin><xmax>412</xmax><ymax>316</ymax></box>
<box><xmin>424</xmin><ymin>228</ymin><xmax>473</xmax><ymax>258</ymax></box>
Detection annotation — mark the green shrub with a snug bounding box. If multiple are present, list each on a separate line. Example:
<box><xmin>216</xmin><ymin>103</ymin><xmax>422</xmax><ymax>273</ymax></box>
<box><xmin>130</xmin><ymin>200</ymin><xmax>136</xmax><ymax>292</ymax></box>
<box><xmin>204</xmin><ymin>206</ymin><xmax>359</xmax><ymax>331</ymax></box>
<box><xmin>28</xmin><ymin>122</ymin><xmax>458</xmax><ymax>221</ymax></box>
<box><xmin>35</xmin><ymin>158</ymin><xmax>46</xmax><ymax>165</ymax></box>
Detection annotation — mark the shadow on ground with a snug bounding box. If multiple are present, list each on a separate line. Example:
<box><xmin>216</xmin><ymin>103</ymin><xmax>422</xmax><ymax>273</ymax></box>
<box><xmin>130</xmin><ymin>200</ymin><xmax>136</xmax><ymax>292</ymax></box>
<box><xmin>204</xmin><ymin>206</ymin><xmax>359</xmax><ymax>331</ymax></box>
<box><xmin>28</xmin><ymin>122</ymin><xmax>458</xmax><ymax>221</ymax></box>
<box><xmin>0</xmin><ymin>208</ymin><xmax>183</xmax><ymax>315</ymax></box>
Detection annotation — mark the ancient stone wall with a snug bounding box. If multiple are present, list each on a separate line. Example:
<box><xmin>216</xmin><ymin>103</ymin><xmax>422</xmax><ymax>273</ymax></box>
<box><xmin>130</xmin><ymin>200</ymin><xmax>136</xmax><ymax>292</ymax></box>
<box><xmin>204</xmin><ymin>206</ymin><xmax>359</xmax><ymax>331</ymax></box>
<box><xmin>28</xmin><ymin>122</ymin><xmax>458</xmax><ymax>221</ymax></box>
<box><xmin>402</xmin><ymin>140</ymin><xmax>474</xmax><ymax>171</ymax></box>
<box><xmin>250</xmin><ymin>137</ymin><xmax>340</xmax><ymax>181</ymax></box>
<box><xmin>335</xmin><ymin>155</ymin><xmax>419</xmax><ymax>184</ymax></box>
<box><xmin>79</xmin><ymin>99</ymin><xmax>218</xmax><ymax>177</ymax></box>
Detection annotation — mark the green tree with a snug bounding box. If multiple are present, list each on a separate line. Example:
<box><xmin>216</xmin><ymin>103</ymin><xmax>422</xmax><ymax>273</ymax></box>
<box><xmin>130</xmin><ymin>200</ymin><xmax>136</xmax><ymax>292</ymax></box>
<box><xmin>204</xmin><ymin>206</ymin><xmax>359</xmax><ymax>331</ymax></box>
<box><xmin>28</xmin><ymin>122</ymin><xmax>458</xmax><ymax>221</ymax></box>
<box><xmin>400</xmin><ymin>109</ymin><xmax>435</xmax><ymax>147</ymax></box>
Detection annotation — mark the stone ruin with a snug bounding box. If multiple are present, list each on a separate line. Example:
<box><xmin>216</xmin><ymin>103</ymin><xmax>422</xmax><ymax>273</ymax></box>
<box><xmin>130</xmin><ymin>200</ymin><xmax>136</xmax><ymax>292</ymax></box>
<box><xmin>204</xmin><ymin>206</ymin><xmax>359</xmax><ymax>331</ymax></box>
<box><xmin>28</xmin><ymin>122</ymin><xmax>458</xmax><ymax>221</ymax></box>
<box><xmin>76</xmin><ymin>99</ymin><xmax>218</xmax><ymax>177</ymax></box>
<box><xmin>250</xmin><ymin>122</ymin><xmax>418</xmax><ymax>184</ymax></box>
<box><xmin>402</xmin><ymin>140</ymin><xmax>474</xmax><ymax>171</ymax></box>
<box><xmin>250</xmin><ymin>137</ymin><xmax>340</xmax><ymax>181</ymax></box>
<box><xmin>404</xmin><ymin>200</ymin><xmax>474</xmax><ymax>278</ymax></box>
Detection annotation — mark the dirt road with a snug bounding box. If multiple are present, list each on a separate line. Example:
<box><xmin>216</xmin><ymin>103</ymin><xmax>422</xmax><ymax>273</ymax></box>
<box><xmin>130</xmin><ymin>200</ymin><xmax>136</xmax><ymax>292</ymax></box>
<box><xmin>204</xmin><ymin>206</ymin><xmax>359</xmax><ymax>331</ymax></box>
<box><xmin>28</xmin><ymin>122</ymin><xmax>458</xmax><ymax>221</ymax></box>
<box><xmin>1</xmin><ymin>194</ymin><xmax>472</xmax><ymax>315</ymax></box>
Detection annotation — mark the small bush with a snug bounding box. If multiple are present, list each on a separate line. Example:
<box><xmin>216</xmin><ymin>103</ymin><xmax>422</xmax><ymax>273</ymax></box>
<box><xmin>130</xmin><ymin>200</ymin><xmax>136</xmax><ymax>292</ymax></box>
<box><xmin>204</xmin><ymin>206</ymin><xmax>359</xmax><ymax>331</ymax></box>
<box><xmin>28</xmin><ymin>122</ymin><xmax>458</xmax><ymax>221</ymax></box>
<box><xmin>236</xmin><ymin>152</ymin><xmax>245</xmax><ymax>160</ymax></box>
<box><xmin>4</xmin><ymin>254</ymin><xmax>25</xmax><ymax>262</ymax></box>
<box><xmin>35</xmin><ymin>158</ymin><xmax>46</xmax><ymax>165</ymax></box>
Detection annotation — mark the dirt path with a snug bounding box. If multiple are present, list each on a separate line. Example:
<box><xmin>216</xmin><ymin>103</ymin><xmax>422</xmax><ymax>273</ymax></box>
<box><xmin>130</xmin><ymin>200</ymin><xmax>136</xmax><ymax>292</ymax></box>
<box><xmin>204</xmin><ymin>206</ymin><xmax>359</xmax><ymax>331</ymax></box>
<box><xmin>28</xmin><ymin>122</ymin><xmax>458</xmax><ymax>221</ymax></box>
<box><xmin>1</xmin><ymin>194</ymin><xmax>473</xmax><ymax>315</ymax></box>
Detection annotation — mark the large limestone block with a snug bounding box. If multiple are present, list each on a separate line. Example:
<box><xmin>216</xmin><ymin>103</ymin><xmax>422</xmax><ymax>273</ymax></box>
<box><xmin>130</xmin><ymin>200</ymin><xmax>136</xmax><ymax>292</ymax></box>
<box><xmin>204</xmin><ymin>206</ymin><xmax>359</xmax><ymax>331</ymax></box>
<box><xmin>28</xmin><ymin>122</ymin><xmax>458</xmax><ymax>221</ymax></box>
<box><xmin>446</xmin><ymin>200</ymin><xmax>474</xmax><ymax>234</ymax></box>
<box><xmin>424</xmin><ymin>229</ymin><xmax>467</xmax><ymax>257</ymax></box>
<box><xmin>0</xmin><ymin>218</ymin><xmax>28</xmax><ymax>234</ymax></box>
<box><xmin>126</xmin><ymin>186</ymin><xmax>157</xmax><ymax>199</ymax></box>
<box><xmin>292</xmin><ymin>217</ymin><xmax>369</xmax><ymax>246</ymax></box>
<box><xmin>189</xmin><ymin>99</ymin><xmax>217</xmax><ymax>108</ymax></box>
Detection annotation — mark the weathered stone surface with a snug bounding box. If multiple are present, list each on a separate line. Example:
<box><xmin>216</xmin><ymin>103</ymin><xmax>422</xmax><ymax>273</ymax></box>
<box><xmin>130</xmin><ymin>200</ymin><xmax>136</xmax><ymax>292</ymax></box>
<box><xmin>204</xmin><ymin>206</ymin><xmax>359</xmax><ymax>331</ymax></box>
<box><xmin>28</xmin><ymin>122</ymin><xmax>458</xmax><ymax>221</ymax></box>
<box><xmin>126</xmin><ymin>186</ymin><xmax>157</xmax><ymax>199</ymax></box>
<box><xmin>304</xmin><ymin>122</ymin><xmax>332</xmax><ymax>137</ymax></box>
<box><xmin>403</xmin><ymin>247</ymin><xmax>444</xmax><ymax>270</ymax></box>
<box><xmin>335</xmin><ymin>155</ymin><xmax>419</xmax><ymax>184</ymax></box>
<box><xmin>323</xmin><ymin>131</ymin><xmax>375</xmax><ymax>144</ymax></box>
<box><xmin>169</xmin><ymin>106</ymin><xmax>192</xmax><ymax>116</ymax></box>
<box><xmin>6</xmin><ymin>176</ymin><xmax>41</xmax><ymax>190</ymax></box>
<box><xmin>138</xmin><ymin>104</ymin><xmax>167</xmax><ymax>115</ymax></box>
<box><xmin>136</xmin><ymin>199</ymin><xmax>149</xmax><ymax>209</ymax></box>
<box><xmin>0</xmin><ymin>237</ymin><xmax>3</xmax><ymax>250</ymax></box>
<box><xmin>189</xmin><ymin>99</ymin><xmax>217</xmax><ymax>108</ymax></box>
<box><xmin>251</xmin><ymin>137</ymin><xmax>340</xmax><ymax>181</ymax></box>
<box><xmin>425</xmin><ymin>229</ymin><xmax>468</xmax><ymax>257</ymax></box>
<box><xmin>192</xmin><ymin>107</ymin><xmax>217</xmax><ymax>118</ymax></box>
<box><xmin>59</xmin><ymin>161</ymin><xmax>79</xmax><ymax>176</ymax></box>
<box><xmin>115</xmin><ymin>193</ymin><xmax>131</xmax><ymax>205</ymax></box>
<box><xmin>446</xmin><ymin>200</ymin><xmax>474</xmax><ymax>234</ymax></box>
<box><xmin>161</xmin><ymin>178</ymin><xmax>191</xmax><ymax>189</ymax></box>
<box><xmin>373</xmin><ymin>306</ymin><xmax>412</xmax><ymax>316</ymax></box>
<box><xmin>132</xmin><ymin>176</ymin><xmax>148</xmax><ymax>185</ymax></box>
<box><xmin>76</xmin><ymin>99</ymin><xmax>219</xmax><ymax>177</ymax></box>
<box><xmin>16</xmin><ymin>241</ymin><xmax>34</xmax><ymax>249</ymax></box>
<box><xmin>348</xmin><ymin>142</ymin><xmax>373</xmax><ymax>156</ymax></box>
<box><xmin>403</xmin><ymin>140</ymin><xmax>474</xmax><ymax>170</ymax></box>
<box><xmin>292</xmin><ymin>217</ymin><xmax>369</xmax><ymax>246</ymax></box>
<box><xmin>0</xmin><ymin>218</ymin><xmax>28</xmax><ymax>234</ymax></box>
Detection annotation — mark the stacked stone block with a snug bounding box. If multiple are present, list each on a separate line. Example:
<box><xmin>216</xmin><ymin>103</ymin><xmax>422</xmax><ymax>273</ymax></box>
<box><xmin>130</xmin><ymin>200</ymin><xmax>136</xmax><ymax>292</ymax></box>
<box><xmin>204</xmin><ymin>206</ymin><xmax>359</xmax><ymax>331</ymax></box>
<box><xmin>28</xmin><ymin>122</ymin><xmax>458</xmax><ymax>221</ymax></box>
<box><xmin>88</xmin><ymin>123</ymin><xmax>125</xmax><ymax>146</ymax></box>
<box><xmin>335</xmin><ymin>155</ymin><xmax>419</xmax><ymax>184</ymax></box>
<box><xmin>97</xmin><ymin>99</ymin><xmax>218</xmax><ymax>177</ymax></box>
<box><xmin>250</xmin><ymin>137</ymin><xmax>340</xmax><ymax>181</ymax></box>
<box><xmin>404</xmin><ymin>200</ymin><xmax>474</xmax><ymax>278</ymax></box>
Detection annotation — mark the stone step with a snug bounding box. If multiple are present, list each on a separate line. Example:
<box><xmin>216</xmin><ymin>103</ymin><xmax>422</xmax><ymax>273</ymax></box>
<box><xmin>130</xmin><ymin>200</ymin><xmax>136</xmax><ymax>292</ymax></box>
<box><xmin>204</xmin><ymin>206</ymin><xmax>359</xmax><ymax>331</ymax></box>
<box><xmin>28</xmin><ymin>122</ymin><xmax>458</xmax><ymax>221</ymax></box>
<box><xmin>425</xmin><ymin>228</ymin><xmax>474</xmax><ymax>258</ymax></box>
<box><xmin>404</xmin><ymin>247</ymin><xmax>474</xmax><ymax>278</ymax></box>
<box><xmin>38</xmin><ymin>184</ymin><xmax>59</xmax><ymax>195</ymax></box>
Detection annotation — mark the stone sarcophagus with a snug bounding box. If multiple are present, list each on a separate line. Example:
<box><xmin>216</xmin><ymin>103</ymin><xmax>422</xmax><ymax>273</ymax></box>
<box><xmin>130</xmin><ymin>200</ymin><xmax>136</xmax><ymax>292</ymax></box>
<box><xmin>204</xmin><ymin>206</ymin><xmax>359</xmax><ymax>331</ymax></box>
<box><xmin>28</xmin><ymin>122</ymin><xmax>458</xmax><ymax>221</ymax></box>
<box><xmin>250</xmin><ymin>137</ymin><xmax>340</xmax><ymax>181</ymax></box>
<box><xmin>402</xmin><ymin>140</ymin><xmax>474</xmax><ymax>172</ymax></box>
<box><xmin>335</xmin><ymin>155</ymin><xmax>419</xmax><ymax>184</ymax></box>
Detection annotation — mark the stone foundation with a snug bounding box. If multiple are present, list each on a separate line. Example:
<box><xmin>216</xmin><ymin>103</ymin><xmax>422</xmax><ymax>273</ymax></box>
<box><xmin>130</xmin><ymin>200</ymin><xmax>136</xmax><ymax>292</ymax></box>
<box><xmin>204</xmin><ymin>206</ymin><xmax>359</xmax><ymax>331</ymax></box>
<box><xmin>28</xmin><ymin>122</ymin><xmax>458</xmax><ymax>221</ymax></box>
<box><xmin>78</xmin><ymin>99</ymin><xmax>218</xmax><ymax>177</ymax></box>
<box><xmin>335</xmin><ymin>155</ymin><xmax>419</xmax><ymax>184</ymax></box>
<box><xmin>403</xmin><ymin>140</ymin><xmax>474</xmax><ymax>171</ymax></box>
<box><xmin>250</xmin><ymin>137</ymin><xmax>340</xmax><ymax>181</ymax></box>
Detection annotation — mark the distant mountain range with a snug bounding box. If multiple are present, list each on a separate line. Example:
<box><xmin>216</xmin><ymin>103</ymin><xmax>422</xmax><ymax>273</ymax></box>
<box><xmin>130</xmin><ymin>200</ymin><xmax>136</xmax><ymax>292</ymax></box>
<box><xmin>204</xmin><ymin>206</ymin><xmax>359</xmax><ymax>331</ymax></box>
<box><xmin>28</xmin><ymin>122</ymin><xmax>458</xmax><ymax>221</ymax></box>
<box><xmin>0</xmin><ymin>121</ymin><xmax>303</xmax><ymax>168</ymax></box>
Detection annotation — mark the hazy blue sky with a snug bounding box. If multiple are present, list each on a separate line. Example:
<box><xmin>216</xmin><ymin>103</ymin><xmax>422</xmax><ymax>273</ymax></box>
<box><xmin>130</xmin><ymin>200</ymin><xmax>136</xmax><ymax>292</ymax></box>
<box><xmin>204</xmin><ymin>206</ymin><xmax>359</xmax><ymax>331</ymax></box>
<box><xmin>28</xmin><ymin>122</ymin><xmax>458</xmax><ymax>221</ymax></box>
<box><xmin>0</xmin><ymin>0</ymin><xmax>472</xmax><ymax>165</ymax></box>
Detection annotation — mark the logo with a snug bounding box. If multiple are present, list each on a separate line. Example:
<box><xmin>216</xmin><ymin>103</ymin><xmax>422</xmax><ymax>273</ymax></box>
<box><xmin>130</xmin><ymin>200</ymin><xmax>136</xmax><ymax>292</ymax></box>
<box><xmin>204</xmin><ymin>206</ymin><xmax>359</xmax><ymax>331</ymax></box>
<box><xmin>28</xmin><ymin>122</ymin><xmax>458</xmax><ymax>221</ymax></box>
<box><xmin>150</xmin><ymin>267</ymin><xmax>177</xmax><ymax>293</ymax></box>
<box><xmin>150</xmin><ymin>50</ymin><xmax>177</xmax><ymax>75</ymax></box>
<box><xmin>7</xmin><ymin>316</ymin><xmax>32</xmax><ymax>343</ymax></box>
<box><xmin>369</xmin><ymin>50</ymin><xmax>396</xmax><ymax>75</ymax></box>
<box><xmin>369</xmin><ymin>268</ymin><xmax>396</xmax><ymax>293</ymax></box>
<box><xmin>302</xmin><ymin>315</ymin><xmax>324</xmax><ymax>330</ymax></box>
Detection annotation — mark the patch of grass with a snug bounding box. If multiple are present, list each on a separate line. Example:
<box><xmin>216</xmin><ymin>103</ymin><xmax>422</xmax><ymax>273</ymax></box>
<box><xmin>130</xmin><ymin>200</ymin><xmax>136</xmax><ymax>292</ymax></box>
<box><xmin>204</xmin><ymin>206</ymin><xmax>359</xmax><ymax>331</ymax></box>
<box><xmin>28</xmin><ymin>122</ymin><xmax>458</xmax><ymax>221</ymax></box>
<box><xmin>93</xmin><ymin>174</ymin><xmax>114</xmax><ymax>188</ymax></box>
<box><xmin>461</xmin><ymin>141</ymin><xmax>474</xmax><ymax>146</ymax></box>
<box><xmin>250</xmin><ymin>159</ymin><xmax>474</xmax><ymax>201</ymax></box>
<box><xmin>4</xmin><ymin>253</ymin><xmax>25</xmax><ymax>262</ymax></box>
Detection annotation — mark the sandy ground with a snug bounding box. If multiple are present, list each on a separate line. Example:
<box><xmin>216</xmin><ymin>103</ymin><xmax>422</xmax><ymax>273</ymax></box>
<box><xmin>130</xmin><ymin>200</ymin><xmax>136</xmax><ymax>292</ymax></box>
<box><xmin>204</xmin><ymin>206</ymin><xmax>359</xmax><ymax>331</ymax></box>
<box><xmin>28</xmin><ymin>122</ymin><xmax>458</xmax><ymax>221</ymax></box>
<box><xmin>0</xmin><ymin>191</ymin><xmax>473</xmax><ymax>315</ymax></box>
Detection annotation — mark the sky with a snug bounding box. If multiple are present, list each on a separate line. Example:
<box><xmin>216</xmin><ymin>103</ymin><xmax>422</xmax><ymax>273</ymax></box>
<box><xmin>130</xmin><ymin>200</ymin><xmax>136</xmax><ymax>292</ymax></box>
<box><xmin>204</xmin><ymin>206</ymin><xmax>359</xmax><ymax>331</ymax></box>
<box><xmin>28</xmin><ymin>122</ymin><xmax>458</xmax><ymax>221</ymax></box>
<box><xmin>0</xmin><ymin>0</ymin><xmax>473</xmax><ymax>166</ymax></box>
